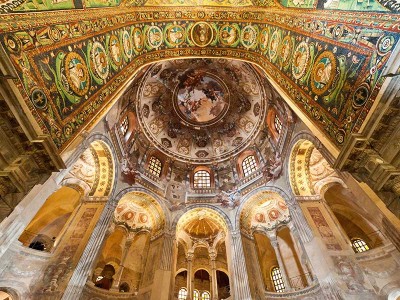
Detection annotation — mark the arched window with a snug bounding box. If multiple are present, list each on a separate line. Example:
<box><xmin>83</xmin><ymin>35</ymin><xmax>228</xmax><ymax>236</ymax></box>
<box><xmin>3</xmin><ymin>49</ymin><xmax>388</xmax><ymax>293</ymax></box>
<box><xmin>201</xmin><ymin>291</ymin><xmax>210</xmax><ymax>300</ymax></box>
<box><xmin>271</xmin><ymin>266</ymin><xmax>285</xmax><ymax>293</ymax></box>
<box><xmin>193</xmin><ymin>290</ymin><xmax>200</xmax><ymax>300</ymax></box>
<box><xmin>148</xmin><ymin>156</ymin><xmax>162</xmax><ymax>177</ymax></box>
<box><xmin>242</xmin><ymin>155</ymin><xmax>257</xmax><ymax>177</ymax></box>
<box><xmin>120</xmin><ymin>116</ymin><xmax>129</xmax><ymax>136</ymax></box>
<box><xmin>193</xmin><ymin>170</ymin><xmax>211</xmax><ymax>188</ymax></box>
<box><xmin>274</xmin><ymin>114</ymin><xmax>282</xmax><ymax>134</ymax></box>
<box><xmin>178</xmin><ymin>288</ymin><xmax>187</xmax><ymax>300</ymax></box>
<box><xmin>351</xmin><ymin>238</ymin><xmax>370</xmax><ymax>253</ymax></box>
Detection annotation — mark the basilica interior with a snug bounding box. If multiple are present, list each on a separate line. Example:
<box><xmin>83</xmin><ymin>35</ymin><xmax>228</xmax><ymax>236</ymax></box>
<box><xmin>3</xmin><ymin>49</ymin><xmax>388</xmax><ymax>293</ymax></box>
<box><xmin>0</xmin><ymin>1</ymin><xmax>400</xmax><ymax>300</ymax></box>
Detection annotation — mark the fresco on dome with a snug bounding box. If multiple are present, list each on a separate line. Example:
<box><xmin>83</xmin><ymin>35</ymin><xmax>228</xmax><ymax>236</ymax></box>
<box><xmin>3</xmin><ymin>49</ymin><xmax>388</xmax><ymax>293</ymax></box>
<box><xmin>176</xmin><ymin>72</ymin><xmax>228</xmax><ymax>125</ymax></box>
<box><xmin>0</xmin><ymin>9</ymin><xmax>398</xmax><ymax>150</ymax></box>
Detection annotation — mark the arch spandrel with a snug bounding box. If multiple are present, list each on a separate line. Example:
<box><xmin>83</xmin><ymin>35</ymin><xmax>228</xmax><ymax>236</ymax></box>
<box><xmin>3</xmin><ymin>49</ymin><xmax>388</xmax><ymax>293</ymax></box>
<box><xmin>0</xmin><ymin>8</ymin><xmax>398</xmax><ymax>155</ymax></box>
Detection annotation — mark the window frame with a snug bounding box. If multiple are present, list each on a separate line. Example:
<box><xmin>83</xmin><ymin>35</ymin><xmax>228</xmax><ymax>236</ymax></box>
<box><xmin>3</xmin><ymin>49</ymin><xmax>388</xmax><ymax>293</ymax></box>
<box><xmin>274</xmin><ymin>113</ymin><xmax>283</xmax><ymax>135</ymax></box>
<box><xmin>201</xmin><ymin>291</ymin><xmax>210</xmax><ymax>300</ymax></box>
<box><xmin>148</xmin><ymin>156</ymin><xmax>163</xmax><ymax>178</ymax></box>
<box><xmin>178</xmin><ymin>287</ymin><xmax>188</xmax><ymax>300</ymax></box>
<box><xmin>120</xmin><ymin>116</ymin><xmax>129</xmax><ymax>136</ymax></box>
<box><xmin>242</xmin><ymin>155</ymin><xmax>258</xmax><ymax>177</ymax></box>
<box><xmin>351</xmin><ymin>237</ymin><xmax>370</xmax><ymax>253</ymax></box>
<box><xmin>193</xmin><ymin>170</ymin><xmax>211</xmax><ymax>189</ymax></box>
<box><xmin>271</xmin><ymin>266</ymin><xmax>285</xmax><ymax>293</ymax></box>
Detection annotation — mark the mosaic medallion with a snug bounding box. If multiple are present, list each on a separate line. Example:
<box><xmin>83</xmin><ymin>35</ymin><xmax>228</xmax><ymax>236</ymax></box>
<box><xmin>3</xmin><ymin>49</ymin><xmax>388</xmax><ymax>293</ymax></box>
<box><xmin>122</xmin><ymin>30</ymin><xmax>133</xmax><ymax>59</ymax></box>
<box><xmin>109</xmin><ymin>35</ymin><xmax>123</xmax><ymax>66</ymax></box>
<box><xmin>64</xmin><ymin>52</ymin><xmax>90</xmax><ymax>96</ymax></box>
<box><xmin>279</xmin><ymin>35</ymin><xmax>293</xmax><ymax>68</ymax></box>
<box><xmin>132</xmin><ymin>27</ymin><xmax>144</xmax><ymax>52</ymax></box>
<box><xmin>269</xmin><ymin>30</ymin><xmax>281</xmax><ymax>61</ymax></box>
<box><xmin>377</xmin><ymin>35</ymin><xmax>395</xmax><ymax>56</ymax></box>
<box><xmin>292</xmin><ymin>41</ymin><xmax>310</xmax><ymax>80</ymax></box>
<box><xmin>165</xmin><ymin>24</ymin><xmax>185</xmax><ymax>47</ymax></box>
<box><xmin>191</xmin><ymin>22</ymin><xmax>214</xmax><ymax>47</ymax></box>
<box><xmin>147</xmin><ymin>25</ymin><xmax>163</xmax><ymax>49</ymax></box>
<box><xmin>31</xmin><ymin>88</ymin><xmax>47</xmax><ymax>109</ymax></box>
<box><xmin>241</xmin><ymin>25</ymin><xmax>258</xmax><ymax>49</ymax></box>
<box><xmin>311</xmin><ymin>51</ymin><xmax>337</xmax><ymax>95</ymax></box>
<box><xmin>352</xmin><ymin>84</ymin><xmax>370</xmax><ymax>108</ymax></box>
<box><xmin>4</xmin><ymin>34</ymin><xmax>21</xmax><ymax>53</ymax></box>
<box><xmin>259</xmin><ymin>28</ymin><xmax>269</xmax><ymax>53</ymax></box>
<box><xmin>219</xmin><ymin>24</ymin><xmax>239</xmax><ymax>46</ymax></box>
<box><xmin>90</xmin><ymin>41</ymin><xmax>109</xmax><ymax>80</ymax></box>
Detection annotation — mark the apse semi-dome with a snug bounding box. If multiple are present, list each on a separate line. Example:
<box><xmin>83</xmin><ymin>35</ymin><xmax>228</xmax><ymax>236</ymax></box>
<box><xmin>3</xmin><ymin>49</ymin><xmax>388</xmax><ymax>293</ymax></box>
<box><xmin>136</xmin><ymin>58</ymin><xmax>266</xmax><ymax>164</ymax></box>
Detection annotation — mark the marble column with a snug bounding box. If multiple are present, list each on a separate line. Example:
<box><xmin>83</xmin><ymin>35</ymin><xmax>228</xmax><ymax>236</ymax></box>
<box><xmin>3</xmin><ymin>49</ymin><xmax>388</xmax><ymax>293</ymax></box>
<box><xmin>112</xmin><ymin>234</ymin><xmax>134</xmax><ymax>290</ymax></box>
<box><xmin>288</xmin><ymin>222</ymin><xmax>314</xmax><ymax>285</ymax></box>
<box><xmin>61</xmin><ymin>199</ymin><xmax>117</xmax><ymax>300</ymax></box>
<box><xmin>289</xmin><ymin>203</ymin><xmax>314</xmax><ymax>243</ymax></box>
<box><xmin>209</xmin><ymin>250</ymin><xmax>218</xmax><ymax>300</ymax></box>
<box><xmin>152</xmin><ymin>231</ymin><xmax>176</xmax><ymax>300</ymax></box>
<box><xmin>186</xmin><ymin>251</ymin><xmax>194</xmax><ymax>300</ymax></box>
<box><xmin>270</xmin><ymin>237</ymin><xmax>291</xmax><ymax>292</ymax></box>
<box><xmin>229</xmin><ymin>231</ymin><xmax>252</xmax><ymax>300</ymax></box>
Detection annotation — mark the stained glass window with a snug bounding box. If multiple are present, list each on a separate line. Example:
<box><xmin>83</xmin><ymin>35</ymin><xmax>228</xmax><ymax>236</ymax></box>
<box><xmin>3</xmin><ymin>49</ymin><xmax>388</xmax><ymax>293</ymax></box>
<box><xmin>120</xmin><ymin>116</ymin><xmax>129</xmax><ymax>136</ymax></box>
<box><xmin>271</xmin><ymin>266</ymin><xmax>285</xmax><ymax>293</ymax></box>
<box><xmin>193</xmin><ymin>290</ymin><xmax>199</xmax><ymax>300</ymax></box>
<box><xmin>352</xmin><ymin>238</ymin><xmax>370</xmax><ymax>253</ymax></box>
<box><xmin>274</xmin><ymin>114</ymin><xmax>282</xmax><ymax>134</ymax></box>
<box><xmin>242</xmin><ymin>155</ymin><xmax>257</xmax><ymax>177</ymax></box>
<box><xmin>201</xmin><ymin>291</ymin><xmax>210</xmax><ymax>300</ymax></box>
<box><xmin>178</xmin><ymin>288</ymin><xmax>187</xmax><ymax>300</ymax></box>
<box><xmin>148</xmin><ymin>156</ymin><xmax>162</xmax><ymax>177</ymax></box>
<box><xmin>194</xmin><ymin>170</ymin><xmax>211</xmax><ymax>188</ymax></box>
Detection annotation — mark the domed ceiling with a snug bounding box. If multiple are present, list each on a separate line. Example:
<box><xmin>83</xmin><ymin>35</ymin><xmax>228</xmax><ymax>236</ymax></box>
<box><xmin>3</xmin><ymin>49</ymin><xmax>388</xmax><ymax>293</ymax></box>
<box><xmin>176</xmin><ymin>208</ymin><xmax>228</xmax><ymax>239</ymax></box>
<box><xmin>136</xmin><ymin>58</ymin><xmax>266</xmax><ymax>164</ymax></box>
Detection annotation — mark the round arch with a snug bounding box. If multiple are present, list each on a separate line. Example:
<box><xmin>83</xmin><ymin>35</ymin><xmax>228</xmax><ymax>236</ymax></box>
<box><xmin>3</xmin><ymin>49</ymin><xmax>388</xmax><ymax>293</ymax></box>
<box><xmin>172</xmin><ymin>204</ymin><xmax>233</xmax><ymax>233</ymax></box>
<box><xmin>62</xmin><ymin>132</ymin><xmax>119</xmax><ymax>199</ymax></box>
<box><xmin>111</xmin><ymin>187</ymin><xmax>171</xmax><ymax>235</ymax></box>
<box><xmin>235</xmin><ymin>185</ymin><xmax>293</xmax><ymax>231</ymax></box>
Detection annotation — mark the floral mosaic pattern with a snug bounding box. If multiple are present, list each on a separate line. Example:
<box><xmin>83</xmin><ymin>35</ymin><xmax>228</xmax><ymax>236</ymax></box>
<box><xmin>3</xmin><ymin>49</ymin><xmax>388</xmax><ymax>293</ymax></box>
<box><xmin>0</xmin><ymin>9</ymin><xmax>398</xmax><ymax>150</ymax></box>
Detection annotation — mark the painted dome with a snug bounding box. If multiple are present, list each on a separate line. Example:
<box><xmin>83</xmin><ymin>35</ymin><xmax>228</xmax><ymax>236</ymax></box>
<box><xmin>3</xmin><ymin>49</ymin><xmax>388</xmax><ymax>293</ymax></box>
<box><xmin>136</xmin><ymin>58</ymin><xmax>266</xmax><ymax>164</ymax></box>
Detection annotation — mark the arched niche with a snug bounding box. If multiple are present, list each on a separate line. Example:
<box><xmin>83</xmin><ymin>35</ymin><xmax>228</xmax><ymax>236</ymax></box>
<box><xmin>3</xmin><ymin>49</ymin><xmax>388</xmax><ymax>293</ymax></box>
<box><xmin>239</xmin><ymin>190</ymin><xmax>292</xmax><ymax>295</ymax></box>
<box><xmin>174</xmin><ymin>270</ymin><xmax>188</xmax><ymax>297</ymax></box>
<box><xmin>18</xmin><ymin>139</ymin><xmax>115</xmax><ymax>251</ymax></box>
<box><xmin>216</xmin><ymin>270</ymin><xmax>230</xmax><ymax>299</ymax></box>
<box><xmin>18</xmin><ymin>186</ymin><xmax>81</xmax><ymax>251</ymax></box>
<box><xmin>193</xmin><ymin>269</ymin><xmax>211</xmax><ymax>295</ymax></box>
<box><xmin>324</xmin><ymin>183</ymin><xmax>385</xmax><ymax>250</ymax></box>
<box><xmin>174</xmin><ymin>207</ymin><xmax>231</xmax><ymax>300</ymax></box>
<box><xmin>91</xmin><ymin>190</ymin><xmax>166</xmax><ymax>293</ymax></box>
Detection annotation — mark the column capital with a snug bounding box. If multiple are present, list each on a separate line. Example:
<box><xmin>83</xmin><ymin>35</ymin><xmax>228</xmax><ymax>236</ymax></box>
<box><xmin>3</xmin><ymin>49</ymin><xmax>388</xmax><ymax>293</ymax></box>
<box><xmin>186</xmin><ymin>251</ymin><xmax>194</xmax><ymax>261</ymax></box>
<box><xmin>209</xmin><ymin>250</ymin><xmax>217</xmax><ymax>261</ymax></box>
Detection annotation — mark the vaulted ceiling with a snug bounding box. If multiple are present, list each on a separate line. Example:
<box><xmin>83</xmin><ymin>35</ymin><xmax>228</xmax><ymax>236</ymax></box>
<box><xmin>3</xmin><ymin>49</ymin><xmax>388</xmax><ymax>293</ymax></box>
<box><xmin>0</xmin><ymin>1</ymin><xmax>399</xmax><ymax>161</ymax></box>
